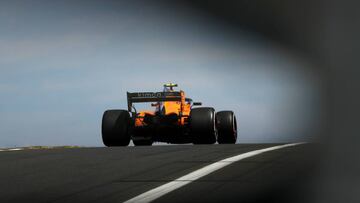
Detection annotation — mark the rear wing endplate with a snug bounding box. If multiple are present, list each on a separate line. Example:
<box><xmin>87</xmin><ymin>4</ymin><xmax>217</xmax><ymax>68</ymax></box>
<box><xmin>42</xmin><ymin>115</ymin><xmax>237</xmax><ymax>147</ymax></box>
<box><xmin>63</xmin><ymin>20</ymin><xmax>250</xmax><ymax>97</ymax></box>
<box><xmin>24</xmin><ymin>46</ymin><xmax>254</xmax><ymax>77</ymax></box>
<box><xmin>127</xmin><ymin>91</ymin><xmax>181</xmax><ymax>112</ymax></box>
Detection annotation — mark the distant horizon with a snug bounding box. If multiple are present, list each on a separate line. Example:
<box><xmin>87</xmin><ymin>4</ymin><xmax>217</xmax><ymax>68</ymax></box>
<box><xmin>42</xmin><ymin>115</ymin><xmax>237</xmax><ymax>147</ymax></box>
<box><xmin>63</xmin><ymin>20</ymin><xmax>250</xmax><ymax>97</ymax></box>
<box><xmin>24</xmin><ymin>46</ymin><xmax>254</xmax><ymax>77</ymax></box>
<box><xmin>1</xmin><ymin>141</ymin><xmax>311</xmax><ymax>149</ymax></box>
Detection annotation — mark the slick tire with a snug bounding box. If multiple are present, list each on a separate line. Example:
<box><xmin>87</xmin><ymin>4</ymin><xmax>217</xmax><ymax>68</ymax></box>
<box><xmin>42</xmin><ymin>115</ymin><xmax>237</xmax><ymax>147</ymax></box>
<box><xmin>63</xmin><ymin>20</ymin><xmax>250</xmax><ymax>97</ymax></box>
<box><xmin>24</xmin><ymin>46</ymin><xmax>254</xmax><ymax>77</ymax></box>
<box><xmin>190</xmin><ymin>107</ymin><xmax>217</xmax><ymax>144</ymax></box>
<box><xmin>102</xmin><ymin>110</ymin><xmax>131</xmax><ymax>147</ymax></box>
<box><xmin>216</xmin><ymin>111</ymin><xmax>237</xmax><ymax>144</ymax></box>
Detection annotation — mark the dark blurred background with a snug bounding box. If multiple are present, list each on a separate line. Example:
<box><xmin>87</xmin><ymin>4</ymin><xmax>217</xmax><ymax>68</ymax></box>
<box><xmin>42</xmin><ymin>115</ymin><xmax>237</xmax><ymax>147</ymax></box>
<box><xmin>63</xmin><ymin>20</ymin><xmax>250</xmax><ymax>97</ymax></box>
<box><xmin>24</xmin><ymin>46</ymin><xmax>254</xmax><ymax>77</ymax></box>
<box><xmin>178</xmin><ymin>0</ymin><xmax>359</xmax><ymax>202</ymax></box>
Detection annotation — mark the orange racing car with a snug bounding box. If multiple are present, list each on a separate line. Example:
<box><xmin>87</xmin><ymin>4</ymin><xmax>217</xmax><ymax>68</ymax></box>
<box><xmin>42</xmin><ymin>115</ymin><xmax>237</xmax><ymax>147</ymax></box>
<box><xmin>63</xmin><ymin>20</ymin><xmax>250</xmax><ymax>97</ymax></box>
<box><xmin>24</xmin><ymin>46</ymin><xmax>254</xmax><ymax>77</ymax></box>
<box><xmin>101</xmin><ymin>83</ymin><xmax>237</xmax><ymax>146</ymax></box>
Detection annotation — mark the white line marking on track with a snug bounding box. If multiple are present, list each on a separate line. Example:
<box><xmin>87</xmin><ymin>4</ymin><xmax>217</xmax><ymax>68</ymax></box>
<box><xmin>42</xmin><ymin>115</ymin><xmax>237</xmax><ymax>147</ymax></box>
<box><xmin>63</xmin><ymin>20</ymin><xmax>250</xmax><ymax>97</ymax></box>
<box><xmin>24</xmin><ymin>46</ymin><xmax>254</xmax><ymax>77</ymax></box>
<box><xmin>8</xmin><ymin>148</ymin><xmax>22</xmax><ymax>151</ymax></box>
<box><xmin>0</xmin><ymin>148</ymin><xmax>23</xmax><ymax>152</ymax></box>
<box><xmin>124</xmin><ymin>142</ymin><xmax>305</xmax><ymax>203</ymax></box>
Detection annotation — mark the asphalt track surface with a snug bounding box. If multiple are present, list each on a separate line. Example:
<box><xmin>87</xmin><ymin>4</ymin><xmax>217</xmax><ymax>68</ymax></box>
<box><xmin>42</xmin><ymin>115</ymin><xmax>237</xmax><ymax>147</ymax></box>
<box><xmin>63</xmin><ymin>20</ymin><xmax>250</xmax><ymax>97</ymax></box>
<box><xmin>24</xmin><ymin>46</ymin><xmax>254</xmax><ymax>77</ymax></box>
<box><xmin>0</xmin><ymin>144</ymin><xmax>318</xmax><ymax>203</ymax></box>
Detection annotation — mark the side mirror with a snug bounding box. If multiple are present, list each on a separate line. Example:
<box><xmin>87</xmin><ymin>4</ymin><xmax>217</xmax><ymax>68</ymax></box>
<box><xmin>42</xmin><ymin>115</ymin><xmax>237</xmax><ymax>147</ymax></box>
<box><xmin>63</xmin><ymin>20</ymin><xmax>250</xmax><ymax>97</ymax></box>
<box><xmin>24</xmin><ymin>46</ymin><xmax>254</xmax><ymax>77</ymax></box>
<box><xmin>151</xmin><ymin>103</ymin><xmax>159</xmax><ymax>107</ymax></box>
<box><xmin>193</xmin><ymin>102</ymin><xmax>202</xmax><ymax>106</ymax></box>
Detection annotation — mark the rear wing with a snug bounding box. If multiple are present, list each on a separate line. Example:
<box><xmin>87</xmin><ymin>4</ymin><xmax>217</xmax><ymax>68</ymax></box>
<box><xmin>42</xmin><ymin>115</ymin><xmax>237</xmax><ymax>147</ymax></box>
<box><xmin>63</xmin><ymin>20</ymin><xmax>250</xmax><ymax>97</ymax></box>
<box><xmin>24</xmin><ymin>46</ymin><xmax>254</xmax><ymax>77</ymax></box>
<box><xmin>127</xmin><ymin>91</ymin><xmax>182</xmax><ymax>112</ymax></box>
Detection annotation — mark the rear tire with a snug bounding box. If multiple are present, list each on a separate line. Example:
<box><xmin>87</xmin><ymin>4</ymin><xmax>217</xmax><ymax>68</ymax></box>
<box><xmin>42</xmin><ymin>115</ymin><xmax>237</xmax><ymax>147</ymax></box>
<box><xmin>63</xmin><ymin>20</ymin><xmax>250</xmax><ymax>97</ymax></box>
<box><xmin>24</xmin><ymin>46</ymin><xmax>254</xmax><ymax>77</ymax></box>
<box><xmin>102</xmin><ymin>110</ymin><xmax>131</xmax><ymax>147</ymax></box>
<box><xmin>216</xmin><ymin>111</ymin><xmax>237</xmax><ymax>144</ymax></box>
<box><xmin>190</xmin><ymin>107</ymin><xmax>217</xmax><ymax>144</ymax></box>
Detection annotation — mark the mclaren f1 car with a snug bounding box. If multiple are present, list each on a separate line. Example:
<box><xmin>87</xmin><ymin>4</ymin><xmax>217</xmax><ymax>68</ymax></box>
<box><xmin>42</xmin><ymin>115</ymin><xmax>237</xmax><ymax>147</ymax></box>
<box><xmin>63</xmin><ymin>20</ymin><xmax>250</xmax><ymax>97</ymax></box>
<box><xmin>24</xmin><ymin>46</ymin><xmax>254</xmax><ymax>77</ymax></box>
<box><xmin>101</xmin><ymin>83</ymin><xmax>237</xmax><ymax>146</ymax></box>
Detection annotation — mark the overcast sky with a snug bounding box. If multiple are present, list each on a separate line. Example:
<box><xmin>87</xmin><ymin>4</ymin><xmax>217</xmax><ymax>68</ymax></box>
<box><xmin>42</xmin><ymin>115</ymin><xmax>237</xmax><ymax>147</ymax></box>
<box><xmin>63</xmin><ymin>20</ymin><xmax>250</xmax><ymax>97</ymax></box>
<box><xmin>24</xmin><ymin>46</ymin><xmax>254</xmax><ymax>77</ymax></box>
<box><xmin>0</xmin><ymin>1</ymin><xmax>322</xmax><ymax>147</ymax></box>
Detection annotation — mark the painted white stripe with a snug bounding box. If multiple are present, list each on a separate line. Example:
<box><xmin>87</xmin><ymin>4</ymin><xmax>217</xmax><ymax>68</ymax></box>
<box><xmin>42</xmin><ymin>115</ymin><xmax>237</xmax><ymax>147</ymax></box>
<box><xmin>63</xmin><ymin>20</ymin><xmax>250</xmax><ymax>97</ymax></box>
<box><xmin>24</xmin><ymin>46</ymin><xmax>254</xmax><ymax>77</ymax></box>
<box><xmin>124</xmin><ymin>142</ymin><xmax>305</xmax><ymax>203</ymax></box>
<box><xmin>7</xmin><ymin>148</ymin><xmax>22</xmax><ymax>151</ymax></box>
<box><xmin>0</xmin><ymin>148</ymin><xmax>23</xmax><ymax>152</ymax></box>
